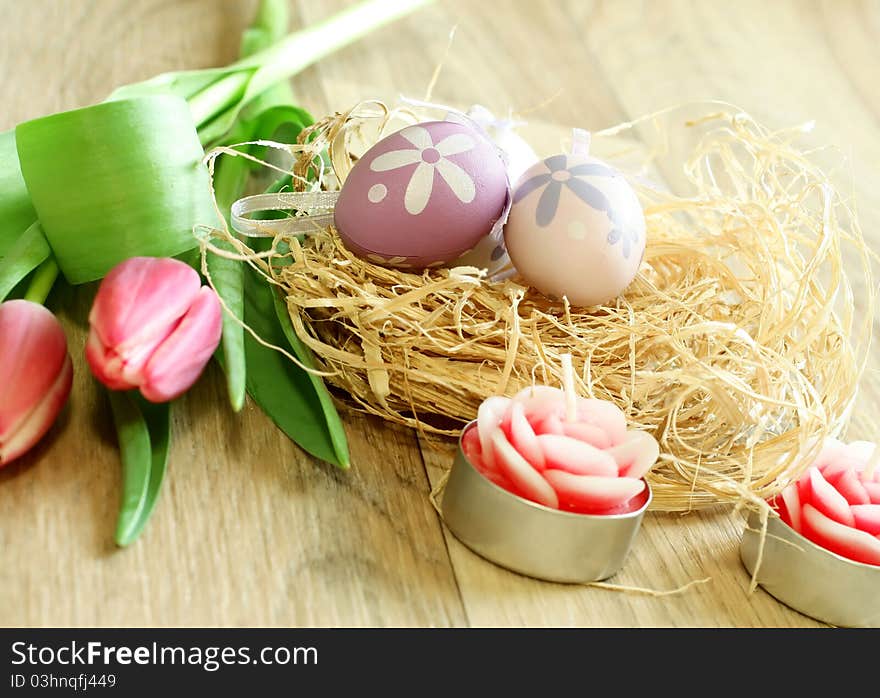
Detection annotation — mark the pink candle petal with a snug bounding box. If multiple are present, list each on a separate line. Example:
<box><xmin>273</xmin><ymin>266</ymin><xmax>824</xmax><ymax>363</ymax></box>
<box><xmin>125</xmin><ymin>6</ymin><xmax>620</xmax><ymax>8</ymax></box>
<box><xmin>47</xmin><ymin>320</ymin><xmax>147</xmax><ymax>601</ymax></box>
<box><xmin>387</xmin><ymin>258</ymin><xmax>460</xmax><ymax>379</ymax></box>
<box><xmin>491</xmin><ymin>429</ymin><xmax>558</xmax><ymax>509</ymax></box>
<box><xmin>509</xmin><ymin>400</ymin><xmax>546</xmax><ymax>471</ymax></box>
<box><xmin>796</xmin><ymin>469</ymin><xmax>812</xmax><ymax>504</ymax></box>
<box><xmin>512</xmin><ymin>385</ymin><xmax>565</xmax><ymax>423</ymax></box>
<box><xmin>831</xmin><ymin>468</ymin><xmax>871</xmax><ymax>506</ymax></box>
<box><xmin>863</xmin><ymin>481</ymin><xmax>880</xmax><ymax>504</ymax></box>
<box><xmin>575</xmin><ymin>398</ymin><xmax>627</xmax><ymax>445</ymax></box>
<box><xmin>560</xmin><ymin>421</ymin><xmax>612</xmax><ymax>449</ymax></box>
<box><xmin>477</xmin><ymin>396</ymin><xmax>509</xmax><ymax>469</ymax></box>
<box><xmin>770</xmin><ymin>494</ymin><xmax>792</xmax><ymax>529</ymax></box>
<box><xmin>780</xmin><ymin>482</ymin><xmax>802</xmax><ymax>533</ymax></box>
<box><xmin>862</xmin><ymin>470</ymin><xmax>880</xmax><ymax>484</ymax></box>
<box><xmin>851</xmin><ymin>504</ymin><xmax>880</xmax><ymax>536</ymax></box>
<box><xmin>462</xmin><ymin>424</ymin><xmax>483</xmax><ymax>461</ymax></box>
<box><xmin>543</xmin><ymin>470</ymin><xmax>645</xmax><ymax>512</ymax></box>
<box><xmin>802</xmin><ymin>504</ymin><xmax>880</xmax><ymax>566</ymax></box>
<box><xmin>533</xmin><ymin>414</ymin><xmax>564</xmax><ymax>436</ymax></box>
<box><xmin>536</xmin><ymin>434</ymin><xmax>617</xmax><ymax>477</ymax></box>
<box><xmin>806</xmin><ymin>467</ymin><xmax>855</xmax><ymax>527</ymax></box>
<box><xmin>592</xmin><ymin>485</ymin><xmax>650</xmax><ymax>515</ymax></box>
<box><xmin>608</xmin><ymin>431</ymin><xmax>659</xmax><ymax>479</ymax></box>
<box><xmin>813</xmin><ymin>437</ymin><xmax>848</xmax><ymax>474</ymax></box>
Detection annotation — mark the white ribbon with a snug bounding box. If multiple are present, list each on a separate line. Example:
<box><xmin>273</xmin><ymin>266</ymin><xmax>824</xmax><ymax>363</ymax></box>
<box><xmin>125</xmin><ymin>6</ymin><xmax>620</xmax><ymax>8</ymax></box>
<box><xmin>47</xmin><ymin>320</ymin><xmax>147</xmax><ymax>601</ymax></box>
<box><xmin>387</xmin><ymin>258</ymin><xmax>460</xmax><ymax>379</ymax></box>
<box><xmin>570</xmin><ymin>128</ymin><xmax>592</xmax><ymax>156</ymax></box>
<box><xmin>230</xmin><ymin>191</ymin><xmax>339</xmax><ymax>238</ymax></box>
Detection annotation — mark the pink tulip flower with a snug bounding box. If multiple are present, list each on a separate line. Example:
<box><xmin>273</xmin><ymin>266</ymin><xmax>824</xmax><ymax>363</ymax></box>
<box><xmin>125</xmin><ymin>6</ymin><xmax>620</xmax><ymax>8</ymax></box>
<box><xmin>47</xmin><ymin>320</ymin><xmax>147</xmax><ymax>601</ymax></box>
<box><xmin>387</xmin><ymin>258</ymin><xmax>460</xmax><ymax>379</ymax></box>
<box><xmin>85</xmin><ymin>257</ymin><xmax>222</xmax><ymax>403</ymax></box>
<box><xmin>0</xmin><ymin>300</ymin><xmax>73</xmax><ymax>465</ymax></box>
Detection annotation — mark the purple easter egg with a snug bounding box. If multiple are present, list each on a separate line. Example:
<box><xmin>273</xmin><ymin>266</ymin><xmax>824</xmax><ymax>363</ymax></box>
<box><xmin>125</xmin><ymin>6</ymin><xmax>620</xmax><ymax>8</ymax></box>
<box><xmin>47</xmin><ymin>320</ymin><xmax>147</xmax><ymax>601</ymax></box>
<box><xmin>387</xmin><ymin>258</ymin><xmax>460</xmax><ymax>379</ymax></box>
<box><xmin>334</xmin><ymin>120</ymin><xmax>509</xmax><ymax>269</ymax></box>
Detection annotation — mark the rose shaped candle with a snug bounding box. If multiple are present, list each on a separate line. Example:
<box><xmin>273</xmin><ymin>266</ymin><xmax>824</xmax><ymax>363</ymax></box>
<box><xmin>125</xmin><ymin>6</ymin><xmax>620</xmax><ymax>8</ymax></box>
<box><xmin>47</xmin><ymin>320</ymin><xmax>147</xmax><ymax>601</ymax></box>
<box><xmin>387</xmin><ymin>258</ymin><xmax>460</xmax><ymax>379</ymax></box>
<box><xmin>461</xmin><ymin>355</ymin><xmax>658</xmax><ymax>515</ymax></box>
<box><xmin>441</xmin><ymin>354</ymin><xmax>658</xmax><ymax>583</ymax></box>
<box><xmin>769</xmin><ymin>439</ymin><xmax>880</xmax><ymax>566</ymax></box>
<box><xmin>740</xmin><ymin>437</ymin><xmax>880</xmax><ymax>627</ymax></box>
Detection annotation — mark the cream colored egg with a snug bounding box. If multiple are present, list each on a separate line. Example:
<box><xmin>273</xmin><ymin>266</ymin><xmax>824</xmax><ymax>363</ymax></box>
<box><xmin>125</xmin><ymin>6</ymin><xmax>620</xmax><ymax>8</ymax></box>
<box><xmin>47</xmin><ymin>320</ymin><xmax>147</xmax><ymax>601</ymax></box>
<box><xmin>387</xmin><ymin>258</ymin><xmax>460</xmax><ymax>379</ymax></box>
<box><xmin>504</xmin><ymin>153</ymin><xmax>645</xmax><ymax>306</ymax></box>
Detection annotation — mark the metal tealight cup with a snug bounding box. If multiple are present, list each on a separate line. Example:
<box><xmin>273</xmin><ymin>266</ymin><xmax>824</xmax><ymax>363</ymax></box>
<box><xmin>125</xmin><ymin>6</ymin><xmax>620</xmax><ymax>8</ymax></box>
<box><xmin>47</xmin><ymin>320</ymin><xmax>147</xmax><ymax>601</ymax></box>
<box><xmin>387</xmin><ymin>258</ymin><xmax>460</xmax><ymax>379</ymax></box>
<box><xmin>441</xmin><ymin>420</ymin><xmax>651</xmax><ymax>583</ymax></box>
<box><xmin>740</xmin><ymin>510</ymin><xmax>880</xmax><ymax>627</ymax></box>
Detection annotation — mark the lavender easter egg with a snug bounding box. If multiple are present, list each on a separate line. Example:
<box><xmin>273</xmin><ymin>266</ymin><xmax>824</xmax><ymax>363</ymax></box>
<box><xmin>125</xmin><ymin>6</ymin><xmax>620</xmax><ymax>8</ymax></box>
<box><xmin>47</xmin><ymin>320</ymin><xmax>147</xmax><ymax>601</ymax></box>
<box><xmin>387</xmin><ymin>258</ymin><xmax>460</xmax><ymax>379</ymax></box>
<box><xmin>504</xmin><ymin>154</ymin><xmax>646</xmax><ymax>306</ymax></box>
<box><xmin>334</xmin><ymin>121</ymin><xmax>509</xmax><ymax>269</ymax></box>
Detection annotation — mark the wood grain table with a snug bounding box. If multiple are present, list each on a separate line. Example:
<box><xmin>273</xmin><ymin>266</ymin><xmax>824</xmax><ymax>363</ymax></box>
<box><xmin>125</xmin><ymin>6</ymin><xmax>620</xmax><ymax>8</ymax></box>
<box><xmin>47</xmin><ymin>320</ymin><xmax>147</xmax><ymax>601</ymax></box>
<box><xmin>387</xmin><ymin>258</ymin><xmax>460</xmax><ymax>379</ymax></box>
<box><xmin>2</xmin><ymin>0</ymin><xmax>878</xmax><ymax>627</ymax></box>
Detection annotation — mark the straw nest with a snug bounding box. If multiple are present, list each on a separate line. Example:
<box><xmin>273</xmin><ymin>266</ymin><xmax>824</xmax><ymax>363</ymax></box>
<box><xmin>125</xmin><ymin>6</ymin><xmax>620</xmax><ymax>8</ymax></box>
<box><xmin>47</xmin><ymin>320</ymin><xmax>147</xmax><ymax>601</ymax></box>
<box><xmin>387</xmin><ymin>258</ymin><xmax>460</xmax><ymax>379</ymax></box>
<box><xmin>210</xmin><ymin>102</ymin><xmax>875</xmax><ymax>512</ymax></box>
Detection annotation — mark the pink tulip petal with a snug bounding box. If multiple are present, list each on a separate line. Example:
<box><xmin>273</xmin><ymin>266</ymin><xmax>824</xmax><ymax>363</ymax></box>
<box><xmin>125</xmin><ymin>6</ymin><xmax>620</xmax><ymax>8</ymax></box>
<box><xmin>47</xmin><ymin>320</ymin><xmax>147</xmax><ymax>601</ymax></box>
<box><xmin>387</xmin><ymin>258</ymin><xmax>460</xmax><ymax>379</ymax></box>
<box><xmin>851</xmin><ymin>504</ymin><xmax>880</xmax><ymax>536</ymax></box>
<box><xmin>0</xmin><ymin>353</ymin><xmax>72</xmax><ymax>465</ymax></box>
<box><xmin>536</xmin><ymin>434</ymin><xmax>617</xmax><ymax>476</ymax></box>
<box><xmin>0</xmin><ymin>301</ymin><xmax>67</xmax><ymax>441</ymax></box>
<box><xmin>88</xmin><ymin>257</ymin><xmax>202</xmax><ymax>386</ymax></box>
<box><xmin>84</xmin><ymin>328</ymin><xmax>135</xmax><ymax>391</ymax></box>
<box><xmin>807</xmin><ymin>467</ymin><xmax>855</xmax><ymax>526</ymax></box>
<box><xmin>780</xmin><ymin>482</ymin><xmax>802</xmax><ymax>533</ymax></box>
<box><xmin>802</xmin><ymin>504</ymin><xmax>880</xmax><ymax>566</ymax></box>
<box><xmin>89</xmin><ymin>257</ymin><xmax>201</xmax><ymax>356</ymax></box>
<box><xmin>477</xmin><ymin>396</ymin><xmax>510</xmax><ymax>470</ymax></box>
<box><xmin>608</xmin><ymin>430</ymin><xmax>660</xmax><ymax>479</ymax></box>
<box><xmin>508</xmin><ymin>401</ymin><xmax>545</xmax><ymax>471</ymax></box>
<box><xmin>560</xmin><ymin>421</ymin><xmax>612</xmax><ymax>449</ymax></box>
<box><xmin>138</xmin><ymin>286</ymin><xmax>222</xmax><ymax>403</ymax></box>
<box><xmin>491</xmin><ymin>429</ymin><xmax>558</xmax><ymax>509</ymax></box>
<box><xmin>543</xmin><ymin>470</ymin><xmax>645</xmax><ymax>513</ymax></box>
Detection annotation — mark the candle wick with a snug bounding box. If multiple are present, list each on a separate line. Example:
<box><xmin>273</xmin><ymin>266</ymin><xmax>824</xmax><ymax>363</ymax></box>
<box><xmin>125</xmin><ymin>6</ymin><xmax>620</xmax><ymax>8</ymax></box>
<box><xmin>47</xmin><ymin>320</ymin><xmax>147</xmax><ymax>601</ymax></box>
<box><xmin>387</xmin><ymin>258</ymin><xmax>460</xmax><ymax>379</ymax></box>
<box><xmin>560</xmin><ymin>353</ymin><xmax>577</xmax><ymax>422</ymax></box>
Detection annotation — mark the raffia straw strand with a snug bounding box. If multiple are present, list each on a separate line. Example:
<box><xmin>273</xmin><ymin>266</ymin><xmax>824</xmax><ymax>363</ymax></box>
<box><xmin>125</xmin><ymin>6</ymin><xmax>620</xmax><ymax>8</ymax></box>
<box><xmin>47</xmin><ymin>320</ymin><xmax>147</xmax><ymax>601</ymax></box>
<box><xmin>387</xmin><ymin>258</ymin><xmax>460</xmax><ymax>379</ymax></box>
<box><xmin>586</xmin><ymin>576</ymin><xmax>711</xmax><ymax>597</ymax></box>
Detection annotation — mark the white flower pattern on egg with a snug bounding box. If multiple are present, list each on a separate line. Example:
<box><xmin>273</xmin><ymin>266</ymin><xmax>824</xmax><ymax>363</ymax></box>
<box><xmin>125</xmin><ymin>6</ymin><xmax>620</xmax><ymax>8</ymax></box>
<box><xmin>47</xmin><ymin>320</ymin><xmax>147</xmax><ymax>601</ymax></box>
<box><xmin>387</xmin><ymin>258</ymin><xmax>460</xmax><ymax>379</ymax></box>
<box><xmin>369</xmin><ymin>126</ymin><xmax>477</xmax><ymax>215</ymax></box>
<box><xmin>367</xmin><ymin>254</ymin><xmax>411</xmax><ymax>268</ymax></box>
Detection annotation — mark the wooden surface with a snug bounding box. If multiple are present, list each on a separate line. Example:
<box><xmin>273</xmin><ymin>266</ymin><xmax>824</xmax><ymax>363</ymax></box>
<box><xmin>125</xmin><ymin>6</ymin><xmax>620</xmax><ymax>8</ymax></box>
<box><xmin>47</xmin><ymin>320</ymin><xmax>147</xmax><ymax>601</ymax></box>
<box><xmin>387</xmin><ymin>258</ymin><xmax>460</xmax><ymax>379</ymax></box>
<box><xmin>2</xmin><ymin>0</ymin><xmax>879</xmax><ymax>627</ymax></box>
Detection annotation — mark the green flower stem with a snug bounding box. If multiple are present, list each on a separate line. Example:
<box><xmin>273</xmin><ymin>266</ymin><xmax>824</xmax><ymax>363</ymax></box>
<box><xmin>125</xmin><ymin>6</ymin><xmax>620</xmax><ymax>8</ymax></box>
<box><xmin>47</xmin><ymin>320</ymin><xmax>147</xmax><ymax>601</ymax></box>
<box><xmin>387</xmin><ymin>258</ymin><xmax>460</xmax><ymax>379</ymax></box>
<box><xmin>22</xmin><ymin>257</ymin><xmax>58</xmax><ymax>304</ymax></box>
<box><xmin>192</xmin><ymin>0</ymin><xmax>431</xmax><ymax>143</ymax></box>
<box><xmin>188</xmin><ymin>72</ymin><xmax>252</xmax><ymax>129</ymax></box>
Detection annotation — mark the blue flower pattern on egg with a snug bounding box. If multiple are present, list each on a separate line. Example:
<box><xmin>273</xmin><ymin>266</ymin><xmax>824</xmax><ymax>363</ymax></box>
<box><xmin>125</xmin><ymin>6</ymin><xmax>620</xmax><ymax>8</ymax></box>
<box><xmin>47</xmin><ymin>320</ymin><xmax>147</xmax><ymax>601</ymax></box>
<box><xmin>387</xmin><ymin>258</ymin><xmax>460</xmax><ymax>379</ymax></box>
<box><xmin>513</xmin><ymin>155</ymin><xmax>639</xmax><ymax>258</ymax></box>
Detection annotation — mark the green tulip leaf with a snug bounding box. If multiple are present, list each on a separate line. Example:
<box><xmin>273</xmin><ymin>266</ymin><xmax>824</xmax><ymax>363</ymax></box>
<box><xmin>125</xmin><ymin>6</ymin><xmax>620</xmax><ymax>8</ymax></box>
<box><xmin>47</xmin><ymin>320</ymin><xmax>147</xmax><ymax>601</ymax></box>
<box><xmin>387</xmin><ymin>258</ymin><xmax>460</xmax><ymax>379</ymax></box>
<box><xmin>108</xmin><ymin>391</ymin><xmax>172</xmax><ymax>547</ymax></box>
<box><xmin>0</xmin><ymin>222</ymin><xmax>50</xmax><ymax>302</ymax></box>
<box><xmin>243</xmin><ymin>261</ymin><xmax>350</xmax><ymax>469</ymax></box>
<box><xmin>0</xmin><ymin>130</ymin><xmax>37</xmax><ymax>259</ymax></box>
<box><xmin>207</xmin><ymin>241</ymin><xmax>247</xmax><ymax>412</ymax></box>
<box><xmin>15</xmin><ymin>95</ymin><xmax>220</xmax><ymax>285</ymax></box>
